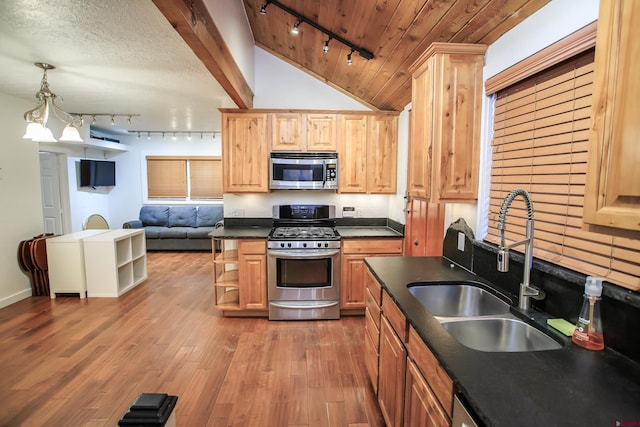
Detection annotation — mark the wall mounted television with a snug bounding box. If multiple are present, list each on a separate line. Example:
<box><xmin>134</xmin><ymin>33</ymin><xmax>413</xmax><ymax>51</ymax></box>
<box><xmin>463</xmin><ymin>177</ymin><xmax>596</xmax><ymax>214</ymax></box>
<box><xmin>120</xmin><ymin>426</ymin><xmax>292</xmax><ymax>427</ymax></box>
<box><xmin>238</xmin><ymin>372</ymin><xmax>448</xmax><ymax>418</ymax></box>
<box><xmin>79</xmin><ymin>159</ymin><xmax>116</xmax><ymax>187</ymax></box>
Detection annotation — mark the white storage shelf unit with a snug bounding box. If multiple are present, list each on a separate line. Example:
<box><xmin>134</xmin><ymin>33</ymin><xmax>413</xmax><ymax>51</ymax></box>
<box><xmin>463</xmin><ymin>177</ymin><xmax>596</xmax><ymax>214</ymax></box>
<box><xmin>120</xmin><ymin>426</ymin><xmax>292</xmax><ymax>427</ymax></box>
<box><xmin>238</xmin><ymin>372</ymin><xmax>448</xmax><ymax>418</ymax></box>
<box><xmin>83</xmin><ymin>229</ymin><xmax>147</xmax><ymax>297</ymax></box>
<box><xmin>47</xmin><ymin>229</ymin><xmax>110</xmax><ymax>298</ymax></box>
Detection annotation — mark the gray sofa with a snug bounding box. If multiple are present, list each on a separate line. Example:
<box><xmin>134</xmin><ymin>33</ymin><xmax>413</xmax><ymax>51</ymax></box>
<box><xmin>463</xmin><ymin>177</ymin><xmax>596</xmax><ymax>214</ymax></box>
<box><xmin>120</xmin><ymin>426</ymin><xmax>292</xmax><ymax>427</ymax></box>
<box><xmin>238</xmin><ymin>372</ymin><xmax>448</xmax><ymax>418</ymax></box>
<box><xmin>123</xmin><ymin>205</ymin><xmax>223</xmax><ymax>251</ymax></box>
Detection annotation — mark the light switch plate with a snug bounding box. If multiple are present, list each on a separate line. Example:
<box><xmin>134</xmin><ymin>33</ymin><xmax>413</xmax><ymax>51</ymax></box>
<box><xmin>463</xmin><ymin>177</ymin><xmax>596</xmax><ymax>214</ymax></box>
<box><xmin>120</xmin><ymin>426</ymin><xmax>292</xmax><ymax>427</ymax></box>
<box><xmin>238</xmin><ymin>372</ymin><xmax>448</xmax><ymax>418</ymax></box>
<box><xmin>343</xmin><ymin>206</ymin><xmax>355</xmax><ymax>217</ymax></box>
<box><xmin>457</xmin><ymin>232</ymin><xmax>465</xmax><ymax>252</ymax></box>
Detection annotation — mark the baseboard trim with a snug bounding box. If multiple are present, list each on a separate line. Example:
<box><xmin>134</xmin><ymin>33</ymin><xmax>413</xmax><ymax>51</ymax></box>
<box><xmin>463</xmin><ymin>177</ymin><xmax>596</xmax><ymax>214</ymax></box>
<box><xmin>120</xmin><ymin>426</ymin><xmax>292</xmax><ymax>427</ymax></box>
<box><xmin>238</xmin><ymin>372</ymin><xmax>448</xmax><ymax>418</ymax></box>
<box><xmin>0</xmin><ymin>288</ymin><xmax>32</xmax><ymax>309</ymax></box>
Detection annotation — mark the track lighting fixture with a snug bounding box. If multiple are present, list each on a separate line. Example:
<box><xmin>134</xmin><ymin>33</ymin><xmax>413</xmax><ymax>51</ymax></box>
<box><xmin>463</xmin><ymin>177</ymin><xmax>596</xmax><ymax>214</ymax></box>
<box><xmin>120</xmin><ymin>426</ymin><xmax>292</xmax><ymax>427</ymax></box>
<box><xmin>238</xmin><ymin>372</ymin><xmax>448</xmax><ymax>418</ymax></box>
<box><xmin>259</xmin><ymin>0</ymin><xmax>373</xmax><ymax>62</ymax></box>
<box><xmin>129</xmin><ymin>130</ymin><xmax>221</xmax><ymax>140</ymax></box>
<box><xmin>291</xmin><ymin>20</ymin><xmax>301</xmax><ymax>34</ymax></box>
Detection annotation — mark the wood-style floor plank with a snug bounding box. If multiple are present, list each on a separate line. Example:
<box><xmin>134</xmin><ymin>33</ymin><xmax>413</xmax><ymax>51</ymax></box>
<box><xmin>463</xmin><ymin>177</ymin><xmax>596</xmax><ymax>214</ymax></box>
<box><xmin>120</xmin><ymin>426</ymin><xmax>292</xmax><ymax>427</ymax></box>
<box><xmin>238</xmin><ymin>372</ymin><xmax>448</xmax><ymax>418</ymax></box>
<box><xmin>0</xmin><ymin>252</ymin><xmax>384</xmax><ymax>426</ymax></box>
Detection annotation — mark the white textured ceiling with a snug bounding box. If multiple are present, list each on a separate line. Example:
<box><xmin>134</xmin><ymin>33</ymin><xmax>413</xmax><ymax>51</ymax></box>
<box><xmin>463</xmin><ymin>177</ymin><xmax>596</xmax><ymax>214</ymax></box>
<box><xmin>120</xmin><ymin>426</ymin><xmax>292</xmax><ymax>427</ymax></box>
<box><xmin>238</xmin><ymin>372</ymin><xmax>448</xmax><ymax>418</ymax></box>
<box><xmin>0</xmin><ymin>0</ymin><xmax>235</xmax><ymax>134</ymax></box>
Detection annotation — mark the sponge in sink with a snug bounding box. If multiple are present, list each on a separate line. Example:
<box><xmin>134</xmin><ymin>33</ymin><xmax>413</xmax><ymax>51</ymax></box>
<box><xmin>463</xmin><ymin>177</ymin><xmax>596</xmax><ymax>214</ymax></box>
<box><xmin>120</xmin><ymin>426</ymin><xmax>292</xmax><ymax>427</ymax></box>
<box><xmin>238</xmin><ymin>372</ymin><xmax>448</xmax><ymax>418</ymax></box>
<box><xmin>547</xmin><ymin>318</ymin><xmax>575</xmax><ymax>336</ymax></box>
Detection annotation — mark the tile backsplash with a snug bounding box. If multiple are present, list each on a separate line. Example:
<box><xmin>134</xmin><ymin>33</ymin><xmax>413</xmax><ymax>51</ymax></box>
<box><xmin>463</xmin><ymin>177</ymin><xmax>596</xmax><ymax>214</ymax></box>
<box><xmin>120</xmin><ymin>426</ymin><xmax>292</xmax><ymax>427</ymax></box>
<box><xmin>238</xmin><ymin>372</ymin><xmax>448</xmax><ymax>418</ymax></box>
<box><xmin>443</xmin><ymin>219</ymin><xmax>640</xmax><ymax>363</ymax></box>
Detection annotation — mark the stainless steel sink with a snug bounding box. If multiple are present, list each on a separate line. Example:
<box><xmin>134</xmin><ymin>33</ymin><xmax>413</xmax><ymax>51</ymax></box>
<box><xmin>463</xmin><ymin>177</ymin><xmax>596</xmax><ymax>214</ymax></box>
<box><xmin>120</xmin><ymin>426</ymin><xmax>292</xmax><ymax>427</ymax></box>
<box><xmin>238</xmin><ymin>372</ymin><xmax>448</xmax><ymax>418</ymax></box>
<box><xmin>408</xmin><ymin>283</ymin><xmax>511</xmax><ymax>317</ymax></box>
<box><xmin>440</xmin><ymin>318</ymin><xmax>563</xmax><ymax>352</ymax></box>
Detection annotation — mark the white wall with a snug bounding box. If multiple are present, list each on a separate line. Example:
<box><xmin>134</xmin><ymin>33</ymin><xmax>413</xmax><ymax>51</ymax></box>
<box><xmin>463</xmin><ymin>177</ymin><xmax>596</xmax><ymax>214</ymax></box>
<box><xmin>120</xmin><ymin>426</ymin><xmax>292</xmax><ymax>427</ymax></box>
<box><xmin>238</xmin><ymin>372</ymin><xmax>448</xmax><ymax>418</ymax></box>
<box><xmin>0</xmin><ymin>93</ymin><xmax>45</xmax><ymax>307</ymax></box>
<box><xmin>446</xmin><ymin>0</ymin><xmax>600</xmax><ymax>237</ymax></box>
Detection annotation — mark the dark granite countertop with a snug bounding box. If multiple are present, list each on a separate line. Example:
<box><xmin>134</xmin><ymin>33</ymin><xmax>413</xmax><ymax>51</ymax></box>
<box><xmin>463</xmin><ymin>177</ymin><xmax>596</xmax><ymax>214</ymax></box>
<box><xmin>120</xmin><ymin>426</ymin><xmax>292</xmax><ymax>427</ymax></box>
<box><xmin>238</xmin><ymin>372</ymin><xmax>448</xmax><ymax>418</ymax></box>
<box><xmin>364</xmin><ymin>256</ymin><xmax>640</xmax><ymax>427</ymax></box>
<box><xmin>208</xmin><ymin>226</ymin><xmax>271</xmax><ymax>239</ymax></box>
<box><xmin>336</xmin><ymin>226</ymin><xmax>403</xmax><ymax>238</ymax></box>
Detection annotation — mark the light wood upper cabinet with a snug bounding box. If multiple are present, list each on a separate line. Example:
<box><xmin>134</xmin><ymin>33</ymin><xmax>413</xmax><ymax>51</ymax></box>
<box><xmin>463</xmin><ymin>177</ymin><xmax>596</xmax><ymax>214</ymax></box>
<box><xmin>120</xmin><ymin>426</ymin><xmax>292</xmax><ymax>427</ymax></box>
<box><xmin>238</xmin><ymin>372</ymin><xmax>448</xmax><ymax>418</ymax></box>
<box><xmin>584</xmin><ymin>0</ymin><xmax>640</xmax><ymax>233</ymax></box>
<box><xmin>271</xmin><ymin>113</ymin><xmax>337</xmax><ymax>152</ymax></box>
<box><xmin>338</xmin><ymin>114</ymin><xmax>368</xmax><ymax>193</ymax></box>
<box><xmin>270</xmin><ymin>113</ymin><xmax>302</xmax><ymax>151</ymax></box>
<box><xmin>408</xmin><ymin>43</ymin><xmax>486</xmax><ymax>202</ymax></box>
<box><xmin>221</xmin><ymin>112</ymin><xmax>269</xmax><ymax>193</ymax></box>
<box><xmin>338</xmin><ymin>113</ymin><xmax>399</xmax><ymax>194</ymax></box>
<box><xmin>306</xmin><ymin>113</ymin><xmax>337</xmax><ymax>151</ymax></box>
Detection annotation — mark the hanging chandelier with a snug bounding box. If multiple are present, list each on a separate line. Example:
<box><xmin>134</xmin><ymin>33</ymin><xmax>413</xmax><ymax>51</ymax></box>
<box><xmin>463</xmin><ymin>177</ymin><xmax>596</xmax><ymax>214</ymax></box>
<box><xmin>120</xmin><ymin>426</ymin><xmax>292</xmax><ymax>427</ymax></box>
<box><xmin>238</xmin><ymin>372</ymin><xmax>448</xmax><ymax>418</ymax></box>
<box><xmin>23</xmin><ymin>62</ymin><xmax>84</xmax><ymax>143</ymax></box>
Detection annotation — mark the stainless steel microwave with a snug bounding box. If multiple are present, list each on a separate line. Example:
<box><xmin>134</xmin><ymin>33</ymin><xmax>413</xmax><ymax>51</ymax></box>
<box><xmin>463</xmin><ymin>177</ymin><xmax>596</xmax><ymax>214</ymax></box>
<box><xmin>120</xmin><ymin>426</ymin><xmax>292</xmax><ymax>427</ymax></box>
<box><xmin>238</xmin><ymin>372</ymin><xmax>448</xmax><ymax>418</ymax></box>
<box><xmin>270</xmin><ymin>153</ymin><xmax>338</xmax><ymax>190</ymax></box>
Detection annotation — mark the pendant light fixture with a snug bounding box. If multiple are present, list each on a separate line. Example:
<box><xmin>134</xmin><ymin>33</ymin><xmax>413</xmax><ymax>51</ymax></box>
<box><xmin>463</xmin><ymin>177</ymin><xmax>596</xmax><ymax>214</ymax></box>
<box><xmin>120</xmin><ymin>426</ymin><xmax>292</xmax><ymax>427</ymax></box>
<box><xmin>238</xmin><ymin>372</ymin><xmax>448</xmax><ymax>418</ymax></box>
<box><xmin>23</xmin><ymin>62</ymin><xmax>84</xmax><ymax>143</ymax></box>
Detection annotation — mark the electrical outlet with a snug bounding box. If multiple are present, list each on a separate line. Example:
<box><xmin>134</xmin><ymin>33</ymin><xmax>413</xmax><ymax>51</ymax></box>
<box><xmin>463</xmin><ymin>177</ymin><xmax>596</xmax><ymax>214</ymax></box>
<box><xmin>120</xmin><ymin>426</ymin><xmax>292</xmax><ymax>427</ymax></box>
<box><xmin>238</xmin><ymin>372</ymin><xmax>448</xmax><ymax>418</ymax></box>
<box><xmin>343</xmin><ymin>206</ymin><xmax>355</xmax><ymax>217</ymax></box>
<box><xmin>231</xmin><ymin>208</ymin><xmax>244</xmax><ymax>217</ymax></box>
<box><xmin>457</xmin><ymin>232</ymin><xmax>465</xmax><ymax>252</ymax></box>
<box><xmin>356</xmin><ymin>207</ymin><xmax>363</xmax><ymax>218</ymax></box>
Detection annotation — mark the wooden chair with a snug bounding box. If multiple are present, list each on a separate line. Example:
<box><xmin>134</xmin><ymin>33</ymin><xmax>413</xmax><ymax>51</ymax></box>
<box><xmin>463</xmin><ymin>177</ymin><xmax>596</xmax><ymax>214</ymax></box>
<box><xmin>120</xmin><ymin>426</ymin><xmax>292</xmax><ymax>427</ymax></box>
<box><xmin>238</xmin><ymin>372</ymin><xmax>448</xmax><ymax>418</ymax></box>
<box><xmin>83</xmin><ymin>214</ymin><xmax>109</xmax><ymax>230</ymax></box>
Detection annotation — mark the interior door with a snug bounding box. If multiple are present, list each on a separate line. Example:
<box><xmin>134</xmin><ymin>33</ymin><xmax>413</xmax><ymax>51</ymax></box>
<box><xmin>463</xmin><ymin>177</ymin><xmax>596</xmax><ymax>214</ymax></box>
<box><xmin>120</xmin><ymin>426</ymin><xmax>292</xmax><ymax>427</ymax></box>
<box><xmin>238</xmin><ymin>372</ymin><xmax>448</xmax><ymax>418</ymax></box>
<box><xmin>39</xmin><ymin>152</ymin><xmax>63</xmax><ymax>235</ymax></box>
<box><xmin>405</xmin><ymin>198</ymin><xmax>445</xmax><ymax>256</ymax></box>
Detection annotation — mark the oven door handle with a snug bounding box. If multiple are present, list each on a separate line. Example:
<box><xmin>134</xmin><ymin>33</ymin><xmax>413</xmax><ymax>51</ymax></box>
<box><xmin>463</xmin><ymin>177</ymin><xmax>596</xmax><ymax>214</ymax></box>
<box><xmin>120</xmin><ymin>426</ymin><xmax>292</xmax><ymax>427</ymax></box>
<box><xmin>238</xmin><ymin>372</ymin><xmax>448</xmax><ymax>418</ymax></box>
<box><xmin>268</xmin><ymin>249</ymin><xmax>341</xmax><ymax>259</ymax></box>
<box><xmin>270</xmin><ymin>301</ymin><xmax>340</xmax><ymax>309</ymax></box>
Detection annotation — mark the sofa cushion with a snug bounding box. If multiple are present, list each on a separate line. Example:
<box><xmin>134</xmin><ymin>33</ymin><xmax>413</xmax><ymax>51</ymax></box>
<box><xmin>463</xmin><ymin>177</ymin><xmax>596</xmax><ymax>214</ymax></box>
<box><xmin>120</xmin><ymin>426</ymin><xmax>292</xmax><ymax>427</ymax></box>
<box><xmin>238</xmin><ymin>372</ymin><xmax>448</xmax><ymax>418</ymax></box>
<box><xmin>140</xmin><ymin>206</ymin><xmax>169</xmax><ymax>227</ymax></box>
<box><xmin>143</xmin><ymin>226</ymin><xmax>166</xmax><ymax>239</ymax></box>
<box><xmin>169</xmin><ymin>206</ymin><xmax>197</xmax><ymax>227</ymax></box>
<box><xmin>158</xmin><ymin>227</ymin><xmax>190</xmax><ymax>239</ymax></box>
<box><xmin>197</xmin><ymin>205</ymin><xmax>223</xmax><ymax>227</ymax></box>
<box><xmin>187</xmin><ymin>226</ymin><xmax>217</xmax><ymax>239</ymax></box>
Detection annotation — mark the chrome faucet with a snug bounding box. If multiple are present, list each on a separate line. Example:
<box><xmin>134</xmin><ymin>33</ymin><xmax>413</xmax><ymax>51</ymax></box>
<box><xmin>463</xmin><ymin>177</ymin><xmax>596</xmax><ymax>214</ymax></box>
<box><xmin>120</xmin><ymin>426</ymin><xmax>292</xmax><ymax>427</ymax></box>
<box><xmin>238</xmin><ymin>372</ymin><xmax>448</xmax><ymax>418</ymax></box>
<box><xmin>497</xmin><ymin>188</ymin><xmax>545</xmax><ymax>310</ymax></box>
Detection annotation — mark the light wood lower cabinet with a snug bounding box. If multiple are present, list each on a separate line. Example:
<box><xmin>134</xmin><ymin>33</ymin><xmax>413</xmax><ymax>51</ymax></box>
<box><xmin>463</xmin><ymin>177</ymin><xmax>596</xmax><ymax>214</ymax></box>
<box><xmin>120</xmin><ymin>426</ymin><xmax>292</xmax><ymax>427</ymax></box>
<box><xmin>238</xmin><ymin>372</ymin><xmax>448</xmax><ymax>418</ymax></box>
<box><xmin>367</xmin><ymin>269</ymin><xmax>456</xmax><ymax>427</ymax></box>
<box><xmin>341</xmin><ymin>239</ymin><xmax>403</xmax><ymax>310</ymax></box>
<box><xmin>404</xmin><ymin>358</ymin><xmax>450</xmax><ymax>427</ymax></box>
<box><xmin>213</xmin><ymin>238</ymin><xmax>267</xmax><ymax>313</ymax></box>
<box><xmin>379</xmin><ymin>315</ymin><xmax>407</xmax><ymax>427</ymax></box>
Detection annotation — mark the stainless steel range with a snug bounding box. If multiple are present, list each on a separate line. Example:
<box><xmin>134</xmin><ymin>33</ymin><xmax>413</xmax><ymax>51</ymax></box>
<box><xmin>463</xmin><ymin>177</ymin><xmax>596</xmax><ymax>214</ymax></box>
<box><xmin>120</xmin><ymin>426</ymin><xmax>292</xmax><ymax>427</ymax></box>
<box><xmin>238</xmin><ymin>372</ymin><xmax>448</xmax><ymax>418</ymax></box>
<box><xmin>267</xmin><ymin>205</ymin><xmax>341</xmax><ymax>320</ymax></box>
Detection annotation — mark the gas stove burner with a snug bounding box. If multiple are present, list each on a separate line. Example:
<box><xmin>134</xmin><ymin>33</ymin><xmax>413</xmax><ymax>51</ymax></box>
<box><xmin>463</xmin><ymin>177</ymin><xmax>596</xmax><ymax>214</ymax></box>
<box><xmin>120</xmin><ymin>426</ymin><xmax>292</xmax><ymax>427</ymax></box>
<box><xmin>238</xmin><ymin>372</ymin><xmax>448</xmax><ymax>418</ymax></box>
<box><xmin>271</xmin><ymin>226</ymin><xmax>338</xmax><ymax>240</ymax></box>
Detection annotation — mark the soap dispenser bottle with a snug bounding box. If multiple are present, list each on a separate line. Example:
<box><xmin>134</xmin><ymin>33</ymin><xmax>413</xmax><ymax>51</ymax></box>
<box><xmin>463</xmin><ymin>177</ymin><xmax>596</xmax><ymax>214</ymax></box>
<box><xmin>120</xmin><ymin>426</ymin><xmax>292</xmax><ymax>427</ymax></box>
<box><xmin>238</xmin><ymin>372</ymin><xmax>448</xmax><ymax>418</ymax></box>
<box><xmin>572</xmin><ymin>276</ymin><xmax>604</xmax><ymax>351</ymax></box>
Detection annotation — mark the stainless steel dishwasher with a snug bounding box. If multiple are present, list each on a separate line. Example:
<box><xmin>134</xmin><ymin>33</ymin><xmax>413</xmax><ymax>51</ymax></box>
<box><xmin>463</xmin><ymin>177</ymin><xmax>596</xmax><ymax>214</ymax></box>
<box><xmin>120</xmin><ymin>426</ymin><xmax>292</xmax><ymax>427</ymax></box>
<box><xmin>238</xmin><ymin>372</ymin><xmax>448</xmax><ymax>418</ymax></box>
<box><xmin>452</xmin><ymin>395</ymin><xmax>479</xmax><ymax>427</ymax></box>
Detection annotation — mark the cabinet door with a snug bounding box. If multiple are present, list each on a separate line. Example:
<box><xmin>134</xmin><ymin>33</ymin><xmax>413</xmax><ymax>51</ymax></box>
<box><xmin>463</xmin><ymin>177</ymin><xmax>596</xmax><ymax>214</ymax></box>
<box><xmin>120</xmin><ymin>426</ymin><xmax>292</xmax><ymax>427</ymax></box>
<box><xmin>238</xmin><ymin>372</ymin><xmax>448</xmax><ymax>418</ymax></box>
<box><xmin>306</xmin><ymin>114</ymin><xmax>337</xmax><ymax>151</ymax></box>
<box><xmin>404</xmin><ymin>359</ymin><xmax>450</xmax><ymax>427</ymax></box>
<box><xmin>584</xmin><ymin>0</ymin><xmax>640</xmax><ymax>232</ymax></box>
<box><xmin>408</xmin><ymin>59</ymin><xmax>433</xmax><ymax>199</ymax></box>
<box><xmin>238</xmin><ymin>241</ymin><xmax>267</xmax><ymax>310</ymax></box>
<box><xmin>432</xmin><ymin>52</ymin><xmax>483</xmax><ymax>201</ymax></box>
<box><xmin>338</xmin><ymin>114</ymin><xmax>368</xmax><ymax>193</ymax></box>
<box><xmin>341</xmin><ymin>255</ymin><xmax>367</xmax><ymax>309</ymax></box>
<box><xmin>222</xmin><ymin>113</ymin><xmax>269</xmax><ymax>193</ymax></box>
<box><xmin>271</xmin><ymin>113</ymin><xmax>303</xmax><ymax>151</ymax></box>
<box><xmin>379</xmin><ymin>315</ymin><xmax>407</xmax><ymax>427</ymax></box>
<box><xmin>405</xmin><ymin>199</ymin><xmax>445</xmax><ymax>256</ymax></box>
<box><xmin>368</xmin><ymin>115</ymin><xmax>398</xmax><ymax>193</ymax></box>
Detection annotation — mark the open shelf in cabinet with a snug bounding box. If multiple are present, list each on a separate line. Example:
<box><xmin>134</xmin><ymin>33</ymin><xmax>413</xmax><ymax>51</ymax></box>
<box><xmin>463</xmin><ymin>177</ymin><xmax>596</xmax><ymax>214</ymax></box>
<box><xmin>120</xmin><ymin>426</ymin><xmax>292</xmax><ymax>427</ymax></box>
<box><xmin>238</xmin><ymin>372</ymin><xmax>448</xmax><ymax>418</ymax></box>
<box><xmin>213</xmin><ymin>238</ymin><xmax>241</xmax><ymax>310</ymax></box>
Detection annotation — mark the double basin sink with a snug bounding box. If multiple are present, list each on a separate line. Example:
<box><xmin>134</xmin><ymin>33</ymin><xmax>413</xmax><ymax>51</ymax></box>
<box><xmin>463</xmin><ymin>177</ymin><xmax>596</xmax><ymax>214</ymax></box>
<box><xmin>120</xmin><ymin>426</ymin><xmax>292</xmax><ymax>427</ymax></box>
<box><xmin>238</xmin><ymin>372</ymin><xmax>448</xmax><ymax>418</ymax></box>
<box><xmin>408</xmin><ymin>282</ymin><xmax>563</xmax><ymax>352</ymax></box>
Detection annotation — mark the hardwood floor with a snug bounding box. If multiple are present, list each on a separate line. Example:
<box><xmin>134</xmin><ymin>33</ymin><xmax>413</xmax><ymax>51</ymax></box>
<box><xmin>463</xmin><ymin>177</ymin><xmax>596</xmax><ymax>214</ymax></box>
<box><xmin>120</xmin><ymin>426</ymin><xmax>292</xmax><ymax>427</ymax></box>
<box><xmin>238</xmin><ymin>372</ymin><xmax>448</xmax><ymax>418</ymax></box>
<box><xmin>0</xmin><ymin>252</ymin><xmax>385</xmax><ymax>426</ymax></box>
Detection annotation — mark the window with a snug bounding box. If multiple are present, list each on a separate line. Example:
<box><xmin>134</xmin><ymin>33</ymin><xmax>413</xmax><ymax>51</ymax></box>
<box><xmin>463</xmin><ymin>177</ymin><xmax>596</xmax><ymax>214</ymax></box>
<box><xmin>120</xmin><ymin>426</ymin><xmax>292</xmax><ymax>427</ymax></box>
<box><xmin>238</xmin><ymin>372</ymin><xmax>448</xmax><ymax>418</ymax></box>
<box><xmin>146</xmin><ymin>156</ymin><xmax>222</xmax><ymax>200</ymax></box>
<box><xmin>485</xmin><ymin>48</ymin><xmax>639</xmax><ymax>290</ymax></box>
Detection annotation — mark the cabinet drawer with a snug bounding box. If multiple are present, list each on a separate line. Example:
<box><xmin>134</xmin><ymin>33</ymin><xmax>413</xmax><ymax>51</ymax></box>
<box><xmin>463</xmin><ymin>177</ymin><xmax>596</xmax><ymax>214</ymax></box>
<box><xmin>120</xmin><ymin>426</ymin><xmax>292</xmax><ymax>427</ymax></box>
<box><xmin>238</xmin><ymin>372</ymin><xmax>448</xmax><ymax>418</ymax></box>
<box><xmin>342</xmin><ymin>239</ymin><xmax>403</xmax><ymax>254</ymax></box>
<box><xmin>238</xmin><ymin>240</ymin><xmax>266</xmax><ymax>255</ymax></box>
<box><xmin>365</xmin><ymin>269</ymin><xmax>383</xmax><ymax>306</ymax></box>
<box><xmin>366</xmin><ymin>287</ymin><xmax>381</xmax><ymax>330</ymax></box>
<box><xmin>408</xmin><ymin>326</ymin><xmax>455</xmax><ymax>418</ymax></box>
<box><xmin>365</xmin><ymin>306</ymin><xmax>380</xmax><ymax>352</ymax></box>
<box><xmin>382</xmin><ymin>291</ymin><xmax>407</xmax><ymax>342</ymax></box>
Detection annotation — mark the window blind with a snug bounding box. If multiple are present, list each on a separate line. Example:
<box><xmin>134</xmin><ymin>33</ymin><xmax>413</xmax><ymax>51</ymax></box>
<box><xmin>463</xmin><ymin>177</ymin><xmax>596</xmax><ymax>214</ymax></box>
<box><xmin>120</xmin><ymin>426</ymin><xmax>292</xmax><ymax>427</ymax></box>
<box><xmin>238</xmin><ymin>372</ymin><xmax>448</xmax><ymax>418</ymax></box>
<box><xmin>147</xmin><ymin>158</ymin><xmax>187</xmax><ymax>198</ymax></box>
<box><xmin>486</xmin><ymin>49</ymin><xmax>639</xmax><ymax>290</ymax></box>
<box><xmin>190</xmin><ymin>159</ymin><xmax>223</xmax><ymax>199</ymax></box>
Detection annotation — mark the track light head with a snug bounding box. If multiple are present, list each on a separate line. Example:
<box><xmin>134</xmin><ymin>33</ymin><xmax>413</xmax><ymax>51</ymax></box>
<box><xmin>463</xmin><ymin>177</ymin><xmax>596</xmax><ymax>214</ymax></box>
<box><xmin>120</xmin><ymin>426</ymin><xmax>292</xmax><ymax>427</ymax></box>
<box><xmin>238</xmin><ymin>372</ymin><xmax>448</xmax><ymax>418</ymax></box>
<box><xmin>347</xmin><ymin>49</ymin><xmax>354</xmax><ymax>65</ymax></box>
<box><xmin>259</xmin><ymin>2</ymin><xmax>268</xmax><ymax>14</ymax></box>
<box><xmin>323</xmin><ymin>37</ymin><xmax>330</xmax><ymax>53</ymax></box>
<box><xmin>292</xmin><ymin>20</ymin><xmax>301</xmax><ymax>34</ymax></box>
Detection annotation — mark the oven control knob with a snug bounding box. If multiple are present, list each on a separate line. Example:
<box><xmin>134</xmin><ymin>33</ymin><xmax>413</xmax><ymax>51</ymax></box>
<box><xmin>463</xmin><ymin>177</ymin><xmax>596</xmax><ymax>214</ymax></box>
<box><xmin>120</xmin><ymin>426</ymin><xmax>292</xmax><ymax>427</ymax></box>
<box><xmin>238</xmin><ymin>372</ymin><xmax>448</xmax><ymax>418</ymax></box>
<box><xmin>303</xmin><ymin>243</ymin><xmax>307</xmax><ymax>248</ymax></box>
<box><xmin>287</xmin><ymin>242</ymin><xmax>292</xmax><ymax>248</ymax></box>
<box><xmin>317</xmin><ymin>242</ymin><xmax>322</xmax><ymax>248</ymax></box>
<box><xmin>280</xmin><ymin>243</ymin><xmax>285</xmax><ymax>248</ymax></box>
<box><xmin>324</xmin><ymin>243</ymin><xmax>329</xmax><ymax>248</ymax></box>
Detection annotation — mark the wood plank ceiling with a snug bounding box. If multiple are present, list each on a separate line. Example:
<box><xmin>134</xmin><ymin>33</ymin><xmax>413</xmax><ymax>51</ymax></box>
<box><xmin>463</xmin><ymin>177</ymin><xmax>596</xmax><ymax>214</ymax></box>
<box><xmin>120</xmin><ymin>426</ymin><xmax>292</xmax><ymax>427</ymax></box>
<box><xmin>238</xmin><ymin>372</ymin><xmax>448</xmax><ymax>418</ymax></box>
<box><xmin>244</xmin><ymin>0</ymin><xmax>551</xmax><ymax>111</ymax></box>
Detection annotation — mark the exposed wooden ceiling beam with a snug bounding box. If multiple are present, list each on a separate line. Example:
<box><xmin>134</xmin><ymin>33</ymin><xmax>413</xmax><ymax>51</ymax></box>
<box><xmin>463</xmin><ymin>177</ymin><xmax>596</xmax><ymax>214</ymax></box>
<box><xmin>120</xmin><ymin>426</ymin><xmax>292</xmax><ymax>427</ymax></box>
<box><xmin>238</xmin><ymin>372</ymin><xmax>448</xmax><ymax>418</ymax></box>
<box><xmin>153</xmin><ymin>0</ymin><xmax>254</xmax><ymax>109</ymax></box>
